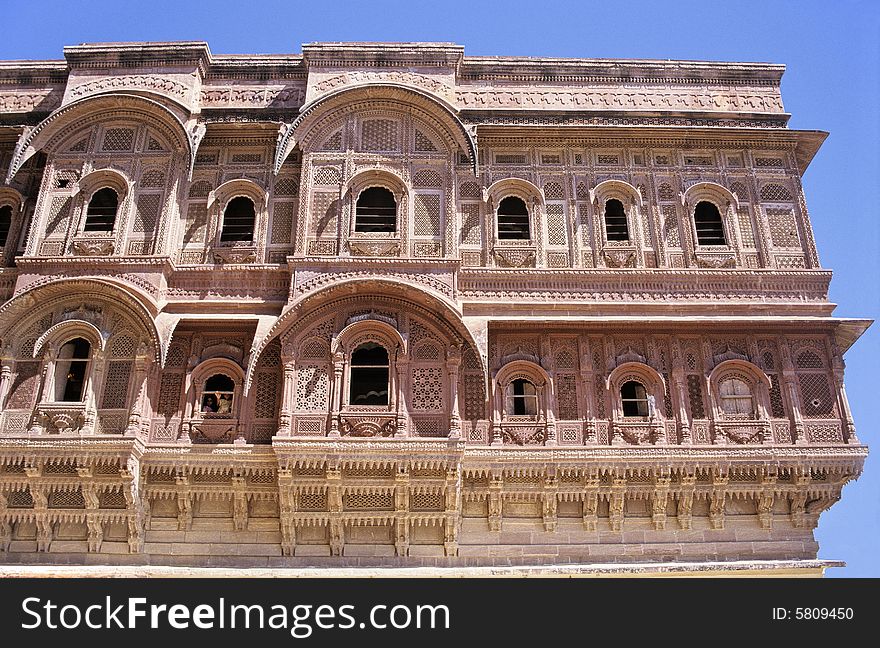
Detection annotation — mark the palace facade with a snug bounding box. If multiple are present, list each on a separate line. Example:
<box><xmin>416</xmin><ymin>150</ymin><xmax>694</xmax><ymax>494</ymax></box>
<box><xmin>0</xmin><ymin>42</ymin><xmax>869</xmax><ymax>573</ymax></box>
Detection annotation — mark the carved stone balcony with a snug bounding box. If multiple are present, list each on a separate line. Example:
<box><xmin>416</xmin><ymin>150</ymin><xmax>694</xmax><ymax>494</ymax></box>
<box><xmin>500</xmin><ymin>417</ymin><xmax>547</xmax><ymax>445</ymax></box>
<box><xmin>70</xmin><ymin>237</ymin><xmax>115</xmax><ymax>257</ymax></box>
<box><xmin>186</xmin><ymin>415</ymin><xmax>240</xmax><ymax>443</ymax></box>
<box><xmin>34</xmin><ymin>403</ymin><xmax>87</xmax><ymax>434</ymax></box>
<box><xmin>212</xmin><ymin>244</ymin><xmax>257</xmax><ymax>264</ymax></box>
<box><xmin>347</xmin><ymin>236</ymin><xmax>401</xmax><ymax>257</ymax></box>
<box><xmin>612</xmin><ymin>419</ymin><xmax>664</xmax><ymax>445</ymax></box>
<box><xmin>601</xmin><ymin>244</ymin><xmax>637</xmax><ymax>268</ymax></box>
<box><xmin>339</xmin><ymin>412</ymin><xmax>397</xmax><ymax>437</ymax></box>
<box><xmin>693</xmin><ymin>247</ymin><xmax>737</xmax><ymax>269</ymax></box>
<box><xmin>492</xmin><ymin>241</ymin><xmax>536</xmax><ymax>268</ymax></box>
<box><xmin>714</xmin><ymin>419</ymin><xmax>769</xmax><ymax>445</ymax></box>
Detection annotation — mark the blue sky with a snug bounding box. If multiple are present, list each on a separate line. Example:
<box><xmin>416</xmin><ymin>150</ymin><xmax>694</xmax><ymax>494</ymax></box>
<box><xmin>2</xmin><ymin>0</ymin><xmax>878</xmax><ymax>575</ymax></box>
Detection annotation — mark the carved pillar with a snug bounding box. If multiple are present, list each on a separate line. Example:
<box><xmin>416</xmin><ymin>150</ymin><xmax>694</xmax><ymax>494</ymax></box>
<box><xmin>790</xmin><ymin>468</ymin><xmax>811</xmax><ymax>528</ymax></box>
<box><xmin>709</xmin><ymin>470</ymin><xmax>729</xmax><ymax>530</ymax></box>
<box><xmin>677</xmin><ymin>474</ymin><xmax>696</xmax><ymax>530</ymax></box>
<box><xmin>277</xmin><ymin>468</ymin><xmax>296</xmax><ymax>556</ymax></box>
<box><xmin>125</xmin><ymin>348</ymin><xmax>151</xmax><ymax>436</ymax></box>
<box><xmin>608</xmin><ymin>476</ymin><xmax>626</xmax><ymax>532</ymax></box>
<box><xmin>757</xmin><ymin>468</ymin><xmax>777</xmax><ymax>530</ymax></box>
<box><xmin>582</xmin><ymin>472</ymin><xmax>599</xmax><ymax>531</ymax></box>
<box><xmin>447</xmin><ymin>345</ymin><xmax>462</xmax><ymax>439</ymax></box>
<box><xmin>328</xmin><ymin>351</ymin><xmax>344</xmax><ymax>437</ymax></box>
<box><xmin>277</xmin><ymin>343</ymin><xmax>297</xmax><ymax>437</ymax></box>
<box><xmin>395</xmin><ymin>352</ymin><xmax>408</xmax><ymax>438</ymax></box>
<box><xmin>541</xmin><ymin>382</ymin><xmax>556</xmax><ymax>446</ymax></box>
<box><xmin>0</xmin><ymin>345</ymin><xmax>13</xmax><ymax>410</ymax></box>
<box><xmin>490</xmin><ymin>376</ymin><xmax>502</xmax><ymax>446</ymax></box>
<box><xmin>175</xmin><ymin>471</ymin><xmax>193</xmax><ymax>531</ymax></box>
<box><xmin>443</xmin><ymin>465</ymin><xmax>460</xmax><ymax>557</ymax></box>
<box><xmin>488</xmin><ymin>472</ymin><xmax>503</xmax><ymax>531</ymax></box>
<box><xmin>829</xmin><ymin>344</ymin><xmax>858</xmax><ymax>443</ymax></box>
<box><xmin>327</xmin><ymin>463</ymin><xmax>344</xmax><ymax>556</ymax></box>
<box><xmin>83</xmin><ymin>349</ymin><xmax>106</xmax><ymax>434</ymax></box>
<box><xmin>779</xmin><ymin>337</ymin><xmax>805</xmax><ymax>444</ymax></box>
<box><xmin>670</xmin><ymin>339</ymin><xmax>690</xmax><ymax>444</ymax></box>
<box><xmin>651</xmin><ymin>471</ymin><xmax>671</xmax><ymax>530</ymax></box>
<box><xmin>542</xmin><ymin>471</ymin><xmax>558</xmax><ymax>531</ymax></box>
<box><xmin>394</xmin><ymin>464</ymin><xmax>409</xmax><ymax>557</ymax></box>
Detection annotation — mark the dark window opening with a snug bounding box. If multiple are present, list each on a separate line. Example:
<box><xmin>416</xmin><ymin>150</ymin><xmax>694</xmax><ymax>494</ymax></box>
<box><xmin>54</xmin><ymin>337</ymin><xmax>91</xmax><ymax>402</ymax></box>
<box><xmin>507</xmin><ymin>378</ymin><xmax>538</xmax><ymax>416</ymax></box>
<box><xmin>220</xmin><ymin>196</ymin><xmax>256</xmax><ymax>243</ymax></box>
<box><xmin>349</xmin><ymin>342</ymin><xmax>390</xmax><ymax>406</ymax></box>
<box><xmin>621</xmin><ymin>380</ymin><xmax>649</xmax><ymax>417</ymax></box>
<box><xmin>497</xmin><ymin>196</ymin><xmax>530</xmax><ymax>240</ymax></box>
<box><xmin>604</xmin><ymin>199</ymin><xmax>629</xmax><ymax>241</ymax></box>
<box><xmin>0</xmin><ymin>205</ymin><xmax>12</xmax><ymax>247</ymax></box>
<box><xmin>202</xmin><ymin>374</ymin><xmax>235</xmax><ymax>414</ymax></box>
<box><xmin>84</xmin><ymin>188</ymin><xmax>118</xmax><ymax>232</ymax></box>
<box><xmin>694</xmin><ymin>201</ymin><xmax>727</xmax><ymax>245</ymax></box>
<box><xmin>355</xmin><ymin>187</ymin><xmax>397</xmax><ymax>233</ymax></box>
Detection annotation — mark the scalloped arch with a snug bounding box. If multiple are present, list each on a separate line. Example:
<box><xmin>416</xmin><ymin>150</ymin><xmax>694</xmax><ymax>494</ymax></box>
<box><xmin>590</xmin><ymin>179</ymin><xmax>643</xmax><ymax>207</ymax></box>
<box><xmin>6</xmin><ymin>93</ymin><xmax>191</xmax><ymax>184</ymax></box>
<box><xmin>245</xmin><ymin>278</ymin><xmax>484</xmax><ymax>393</ymax></box>
<box><xmin>0</xmin><ymin>277</ymin><xmax>162</xmax><ymax>363</ymax></box>
<box><xmin>485</xmin><ymin>178</ymin><xmax>544</xmax><ymax>207</ymax></box>
<box><xmin>275</xmin><ymin>84</ymin><xmax>477</xmax><ymax>175</ymax></box>
<box><xmin>681</xmin><ymin>181</ymin><xmax>739</xmax><ymax>210</ymax></box>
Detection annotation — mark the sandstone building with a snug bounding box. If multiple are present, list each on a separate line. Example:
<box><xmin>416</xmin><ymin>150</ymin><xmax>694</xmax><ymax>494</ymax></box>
<box><xmin>0</xmin><ymin>42</ymin><xmax>868</xmax><ymax>573</ymax></box>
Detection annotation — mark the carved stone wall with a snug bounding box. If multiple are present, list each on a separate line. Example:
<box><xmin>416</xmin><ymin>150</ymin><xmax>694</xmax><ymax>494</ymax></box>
<box><xmin>0</xmin><ymin>40</ymin><xmax>866</xmax><ymax>569</ymax></box>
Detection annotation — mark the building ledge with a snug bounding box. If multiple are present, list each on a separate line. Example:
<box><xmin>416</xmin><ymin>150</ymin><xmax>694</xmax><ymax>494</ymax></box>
<box><xmin>0</xmin><ymin>559</ymin><xmax>842</xmax><ymax>578</ymax></box>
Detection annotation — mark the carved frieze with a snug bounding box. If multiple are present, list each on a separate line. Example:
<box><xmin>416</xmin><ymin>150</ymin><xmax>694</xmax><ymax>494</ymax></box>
<box><xmin>311</xmin><ymin>71</ymin><xmax>454</xmax><ymax>102</ymax></box>
<box><xmin>456</xmin><ymin>87</ymin><xmax>784</xmax><ymax>113</ymax></box>
<box><xmin>68</xmin><ymin>75</ymin><xmax>191</xmax><ymax>101</ymax></box>
<box><xmin>200</xmin><ymin>85</ymin><xmax>306</xmax><ymax>109</ymax></box>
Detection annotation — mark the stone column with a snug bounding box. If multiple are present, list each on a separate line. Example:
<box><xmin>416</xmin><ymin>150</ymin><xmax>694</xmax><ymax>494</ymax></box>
<box><xmin>779</xmin><ymin>337</ymin><xmax>805</xmax><ymax>444</ymax></box>
<box><xmin>0</xmin><ymin>345</ymin><xmax>14</xmax><ymax>410</ymax></box>
<box><xmin>83</xmin><ymin>349</ymin><xmax>106</xmax><ymax>435</ymax></box>
<box><xmin>668</xmin><ymin>339</ymin><xmax>688</xmax><ymax>444</ymax></box>
<box><xmin>833</xmin><ymin>370</ymin><xmax>858</xmax><ymax>444</ymax></box>
<box><xmin>541</xmin><ymin>382</ymin><xmax>557</xmax><ymax>446</ymax></box>
<box><xmin>125</xmin><ymin>346</ymin><xmax>152</xmax><ymax>436</ymax></box>
<box><xmin>328</xmin><ymin>351</ymin><xmax>344</xmax><ymax>438</ymax></box>
<box><xmin>490</xmin><ymin>377</ymin><xmax>502</xmax><ymax>446</ymax></box>
<box><xmin>277</xmin><ymin>343</ymin><xmax>297</xmax><ymax>437</ymax></box>
<box><xmin>395</xmin><ymin>350</ymin><xmax>408</xmax><ymax>438</ymax></box>
<box><xmin>446</xmin><ymin>345</ymin><xmax>461</xmax><ymax>440</ymax></box>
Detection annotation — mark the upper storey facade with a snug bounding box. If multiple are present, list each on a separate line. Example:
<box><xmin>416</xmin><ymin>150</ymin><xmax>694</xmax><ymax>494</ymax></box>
<box><xmin>0</xmin><ymin>42</ymin><xmax>832</xmax><ymax>319</ymax></box>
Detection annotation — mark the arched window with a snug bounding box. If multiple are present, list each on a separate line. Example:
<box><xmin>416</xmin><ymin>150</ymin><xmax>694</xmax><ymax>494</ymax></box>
<box><xmin>496</xmin><ymin>196</ymin><xmax>530</xmax><ymax>240</ymax></box>
<box><xmin>84</xmin><ymin>188</ymin><xmax>119</xmax><ymax>232</ymax></box>
<box><xmin>694</xmin><ymin>201</ymin><xmax>726</xmax><ymax>245</ymax></box>
<box><xmin>620</xmin><ymin>380</ymin><xmax>649</xmax><ymax>417</ymax></box>
<box><xmin>349</xmin><ymin>342</ymin><xmax>390</xmax><ymax>406</ymax></box>
<box><xmin>506</xmin><ymin>378</ymin><xmax>538</xmax><ymax>416</ymax></box>
<box><xmin>719</xmin><ymin>377</ymin><xmax>754</xmax><ymax>417</ymax></box>
<box><xmin>54</xmin><ymin>338</ymin><xmax>91</xmax><ymax>402</ymax></box>
<box><xmin>355</xmin><ymin>187</ymin><xmax>397</xmax><ymax>233</ymax></box>
<box><xmin>604</xmin><ymin>199</ymin><xmax>629</xmax><ymax>241</ymax></box>
<box><xmin>0</xmin><ymin>205</ymin><xmax>12</xmax><ymax>247</ymax></box>
<box><xmin>220</xmin><ymin>196</ymin><xmax>256</xmax><ymax>242</ymax></box>
<box><xmin>202</xmin><ymin>374</ymin><xmax>235</xmax><ymax>415</ymax></box>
